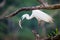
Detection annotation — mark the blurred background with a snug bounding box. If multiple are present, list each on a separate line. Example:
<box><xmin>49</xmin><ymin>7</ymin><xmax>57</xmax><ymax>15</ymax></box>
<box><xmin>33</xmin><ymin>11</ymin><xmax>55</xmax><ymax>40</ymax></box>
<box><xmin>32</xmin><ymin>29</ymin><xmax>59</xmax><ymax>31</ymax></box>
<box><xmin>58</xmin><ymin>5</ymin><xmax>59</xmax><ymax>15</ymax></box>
<box><xmin>0</xmin><ymin>0</ymin><xmax>60</xmax><ymax>40</ymax></box>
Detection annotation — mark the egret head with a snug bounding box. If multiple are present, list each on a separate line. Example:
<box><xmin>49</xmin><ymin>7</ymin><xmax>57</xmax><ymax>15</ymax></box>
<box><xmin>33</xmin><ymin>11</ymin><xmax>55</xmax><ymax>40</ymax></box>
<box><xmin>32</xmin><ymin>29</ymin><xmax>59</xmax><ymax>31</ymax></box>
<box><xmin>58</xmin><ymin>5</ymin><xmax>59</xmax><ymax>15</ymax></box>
<box><xmin>19</xmin><ymin>14</ymin><xmax>29</xmax><ymax>29</ymax></box>
<box><xmin>21</xmin><ymin>14</ymin><xmax>29</xmax><ymax>20</ymax></box>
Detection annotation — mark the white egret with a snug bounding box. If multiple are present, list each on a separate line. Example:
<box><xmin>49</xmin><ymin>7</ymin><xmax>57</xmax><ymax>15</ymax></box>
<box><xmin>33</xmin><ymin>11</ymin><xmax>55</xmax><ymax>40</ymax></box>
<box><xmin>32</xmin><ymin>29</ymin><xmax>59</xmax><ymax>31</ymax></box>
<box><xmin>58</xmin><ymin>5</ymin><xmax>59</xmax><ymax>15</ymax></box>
<box><xmin>19</xmin><ymin>10</ymin><xmax>53</xmax><ymax>28</ymax></box>
<box><xmin>19</xmin><ymin>10</ymin><xmax>54</xmax><ymax>40</ymax></box>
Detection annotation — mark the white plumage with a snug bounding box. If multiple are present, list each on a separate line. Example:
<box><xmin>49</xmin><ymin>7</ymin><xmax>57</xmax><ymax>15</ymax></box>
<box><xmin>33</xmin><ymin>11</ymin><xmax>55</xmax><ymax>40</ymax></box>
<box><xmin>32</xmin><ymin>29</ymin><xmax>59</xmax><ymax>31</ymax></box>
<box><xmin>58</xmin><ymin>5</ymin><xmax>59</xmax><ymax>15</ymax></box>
<box><xmin>19</xmin><ymin>10</ymin><xmax>53</xmax><ymax>28</ymax></box>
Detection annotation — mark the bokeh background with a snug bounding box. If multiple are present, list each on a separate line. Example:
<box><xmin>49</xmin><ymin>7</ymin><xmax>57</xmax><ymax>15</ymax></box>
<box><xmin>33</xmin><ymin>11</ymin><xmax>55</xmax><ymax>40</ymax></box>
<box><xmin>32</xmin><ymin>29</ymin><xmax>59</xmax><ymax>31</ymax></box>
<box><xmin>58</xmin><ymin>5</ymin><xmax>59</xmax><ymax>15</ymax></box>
<box><xmin>0</xmin><ymin>0</ymin><xmax>60</xmax><ymax>40</ymax></box>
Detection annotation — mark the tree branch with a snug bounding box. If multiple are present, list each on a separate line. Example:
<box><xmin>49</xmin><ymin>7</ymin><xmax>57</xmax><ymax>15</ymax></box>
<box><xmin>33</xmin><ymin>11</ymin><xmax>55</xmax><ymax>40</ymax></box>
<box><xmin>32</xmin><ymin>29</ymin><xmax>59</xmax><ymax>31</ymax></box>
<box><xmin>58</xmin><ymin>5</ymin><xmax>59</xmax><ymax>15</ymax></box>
<box><xmin>46</xmin><ymin>35</ymin><xmax>60</xmax><ymax>40</ymax></box>
<box><xmin>0</xmin><ymin>0</ymin><xmax>6</xmax><ymax>8</ymax></box>
<box><xmin>37</xmin><ymin>0</ymin><xmax>48</xmax><ymax>7</ymax></box>
<box><xmin>4</xmin><ymin>4</ymin><xmax>60</xmax><ymax>18</ymax></box>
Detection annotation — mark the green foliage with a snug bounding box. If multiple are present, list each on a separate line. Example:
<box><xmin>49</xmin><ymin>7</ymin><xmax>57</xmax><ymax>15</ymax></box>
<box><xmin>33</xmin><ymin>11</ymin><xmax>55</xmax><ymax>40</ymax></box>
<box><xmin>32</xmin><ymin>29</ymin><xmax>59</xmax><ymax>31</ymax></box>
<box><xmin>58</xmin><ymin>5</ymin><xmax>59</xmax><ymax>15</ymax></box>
<box><xmin>47</xmin><ymin>27</ymin><xmax>59</xmax><ymax>37</ymax></box>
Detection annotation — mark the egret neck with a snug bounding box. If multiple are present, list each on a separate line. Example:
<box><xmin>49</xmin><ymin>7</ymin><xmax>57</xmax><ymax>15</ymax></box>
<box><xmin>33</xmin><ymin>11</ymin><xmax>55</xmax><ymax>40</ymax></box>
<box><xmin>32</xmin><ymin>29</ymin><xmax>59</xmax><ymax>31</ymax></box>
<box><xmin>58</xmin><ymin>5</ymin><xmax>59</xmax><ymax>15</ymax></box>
<box><xmin>24</xmin><ymin>14</ymin><xmax>33</xmax><ymax>20</ymax></box>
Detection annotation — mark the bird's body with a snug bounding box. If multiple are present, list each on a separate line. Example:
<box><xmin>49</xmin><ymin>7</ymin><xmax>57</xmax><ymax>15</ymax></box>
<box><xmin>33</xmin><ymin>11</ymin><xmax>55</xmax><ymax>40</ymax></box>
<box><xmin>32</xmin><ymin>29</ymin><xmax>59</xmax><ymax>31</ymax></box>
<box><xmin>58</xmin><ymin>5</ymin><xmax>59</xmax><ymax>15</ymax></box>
<box><xmin>32</xmin><ymin>10</ymin><xmax>53</xmax><ymax>23</ymax></box>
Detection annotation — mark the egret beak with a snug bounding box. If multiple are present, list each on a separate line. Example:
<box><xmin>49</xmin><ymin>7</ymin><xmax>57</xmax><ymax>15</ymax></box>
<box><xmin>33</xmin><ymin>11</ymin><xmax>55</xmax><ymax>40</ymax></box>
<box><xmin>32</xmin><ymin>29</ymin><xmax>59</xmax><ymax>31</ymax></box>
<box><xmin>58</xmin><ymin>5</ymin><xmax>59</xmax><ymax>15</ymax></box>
<box><xmin>19</xmin><ymin>19</ymin><xmax>22</xmax><ymax>29</ymax></box>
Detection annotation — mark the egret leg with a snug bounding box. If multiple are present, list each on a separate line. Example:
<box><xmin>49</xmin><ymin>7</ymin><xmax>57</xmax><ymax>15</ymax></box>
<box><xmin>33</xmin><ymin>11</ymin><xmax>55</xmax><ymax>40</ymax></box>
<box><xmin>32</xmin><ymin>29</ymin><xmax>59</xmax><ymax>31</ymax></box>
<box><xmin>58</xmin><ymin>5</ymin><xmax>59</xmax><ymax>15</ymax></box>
<box><xmin>32</xmin><ymin>30</ymin><xmax>40</xmax><ymax>40</ymax></box>
<box><xmin>38</xmin><ymin>21</ymin><xmax>41</xmax><ymax>27</ymax></box>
